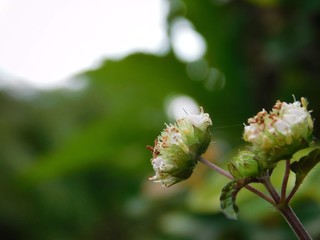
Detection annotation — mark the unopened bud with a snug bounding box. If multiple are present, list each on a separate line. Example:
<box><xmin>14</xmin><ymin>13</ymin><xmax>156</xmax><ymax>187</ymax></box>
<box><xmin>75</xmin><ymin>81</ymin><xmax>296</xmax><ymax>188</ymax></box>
<box><xmin>228</xmin><ymin>151</ymin><xmax>259</xmax><ymax>179</ymax></box>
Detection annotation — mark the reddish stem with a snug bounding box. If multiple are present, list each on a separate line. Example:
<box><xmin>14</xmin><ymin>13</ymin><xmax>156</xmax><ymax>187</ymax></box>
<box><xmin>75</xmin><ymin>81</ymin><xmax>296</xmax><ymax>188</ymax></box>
<box><xmin>281</xmin><ymin>159</ymin><xmax>291</xmax><ymax>202</ymax></box>
<box><xmin>197</xmin><ymin>156</ymin><xmax>275</xmax><ymax>206</ymax></box>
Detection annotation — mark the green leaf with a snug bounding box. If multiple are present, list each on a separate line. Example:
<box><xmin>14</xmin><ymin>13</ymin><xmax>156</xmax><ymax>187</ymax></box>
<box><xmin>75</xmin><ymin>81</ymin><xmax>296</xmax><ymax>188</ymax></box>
<box><xmin>290</xmin><ymin>147</ymin><xmax>320</xmax><ymax>187</ymax></box>
<box><xmin>220</xmin><ymin>179</ymin><xmax>252</xmax><ymax>220</ymax></box>
<box><xmin>220</xmin><ymin>181</ymin><xmax>239</xmax><ymax>220</ymax></box>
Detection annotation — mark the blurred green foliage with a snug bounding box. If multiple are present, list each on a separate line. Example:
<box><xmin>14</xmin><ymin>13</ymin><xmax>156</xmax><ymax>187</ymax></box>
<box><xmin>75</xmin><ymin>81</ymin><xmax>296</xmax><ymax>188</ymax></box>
<box><xmin>1</xmin><ymin>0</ymin><xmax>320</xmax><ymax>239</ymax></box>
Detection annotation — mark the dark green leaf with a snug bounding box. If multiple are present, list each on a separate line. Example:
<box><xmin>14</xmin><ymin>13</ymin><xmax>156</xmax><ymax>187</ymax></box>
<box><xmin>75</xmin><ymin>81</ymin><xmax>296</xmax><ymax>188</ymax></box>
<box><xmin>290</xmin><ymin>147</ymin><xmax>320</xmax><ymax>186</ymax></box>
<box><xmin>220</xmin><ymin>179</ymin><xmax>252</xmax><ymax>220</ymax></box>
<box><xmin>220</xmin><ymin>181</ymin><xmax>239</xmax><ymax>220</ymax></box>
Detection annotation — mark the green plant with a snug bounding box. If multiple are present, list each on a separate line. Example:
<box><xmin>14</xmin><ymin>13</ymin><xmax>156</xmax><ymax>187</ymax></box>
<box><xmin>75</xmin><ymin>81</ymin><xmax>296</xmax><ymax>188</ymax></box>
<box><xmin>148</xmin><ymin>97</ymin><xmax>319</xmax><ymax>240</ymax></box>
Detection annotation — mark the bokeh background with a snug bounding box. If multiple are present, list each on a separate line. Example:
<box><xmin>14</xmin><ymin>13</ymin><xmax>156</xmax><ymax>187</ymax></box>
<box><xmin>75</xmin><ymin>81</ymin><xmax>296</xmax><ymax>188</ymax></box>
<box><xmin>1</xmin><ymin>0</ymin><xmax>320</xmax><ymax>239</ymax></box>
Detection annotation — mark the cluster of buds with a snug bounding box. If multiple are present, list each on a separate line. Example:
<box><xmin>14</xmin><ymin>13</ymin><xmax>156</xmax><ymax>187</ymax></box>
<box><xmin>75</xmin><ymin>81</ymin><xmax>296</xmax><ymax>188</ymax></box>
<box><xmin>148</xmin><ymin>97</ymin><xmax>314</xmax><ymax>185</ymax></box>
<box><xmin>243</xmin><ymin>97</ymin><xmax>313</xmax><ymax>165</ymax></box>
<box><xmin>148</xmin><ymin>107</ymin><xmax>212</xmax><ymax>187</ymax></box>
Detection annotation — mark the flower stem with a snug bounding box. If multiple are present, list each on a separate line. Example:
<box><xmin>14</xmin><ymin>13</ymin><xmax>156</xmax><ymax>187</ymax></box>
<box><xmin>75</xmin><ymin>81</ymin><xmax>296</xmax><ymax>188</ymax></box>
<box><xmin>262</xmin><ymin>171</ymin><xmax>280</xmax><ymax>204</ymax></box>
<box><xmin>197</xmin><ymin>156</ymin><xmax>233</xmax><ymax>179</ymax></box>
<box><xmin>278</xmin><ymin>204</ymin><xmax>312</xmax><ymax>240</ymax></box>
<box><xmin>286</xmin><ymin>182</ymin><xmax>303</xmax><ymax>203</ymax></box>
<box><xmin>281</xmin><ymin>159</ymin><xmax>291</xmax><ymax>202</ymax></box>
<box><xmin>198</xmin><ymin>156</ymin><xmax>312</xmax><ymax>239</ymax></box>
<box><xmin>260</xmin><ymin>171</ymin><xmax>311</xmax><ymax>239</ymax></box>
<box><xmin>197</xmin><ymin>156</ymin><xmax>275</xmax><ymax>206</ymax></box>
<box><xmin>244</xmin><ymin>185</ymin><xmax>275</xmax><ymax>206</ymax></box>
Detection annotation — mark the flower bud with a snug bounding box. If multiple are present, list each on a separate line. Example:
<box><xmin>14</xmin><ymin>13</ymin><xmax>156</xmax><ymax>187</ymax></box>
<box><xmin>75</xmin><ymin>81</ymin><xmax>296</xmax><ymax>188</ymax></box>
<box><xmin>148</xmin><ymin>107</ymin><xmax>212</xmax><ymax>187</ymax></box>
<box><xmin>243</xmin><ymin>97</ymin><xmax>313</xmax><ymax>164</ymax></box>
<box><xmin>228</xmin><ymin>151</ymin><xmax>259</xmax><ymax>179</ymax></box>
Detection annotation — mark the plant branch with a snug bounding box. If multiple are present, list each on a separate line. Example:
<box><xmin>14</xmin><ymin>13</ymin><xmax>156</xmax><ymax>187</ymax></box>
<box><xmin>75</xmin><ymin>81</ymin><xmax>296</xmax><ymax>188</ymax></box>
<box><xmin>197</xmin><ymin>156</ymin><xmax>275</xmax><ymax>206</ymax></box>
<box><xmin>281</xmin><ymin>159</ymin><xmax>291</xmax><ymax>202</ymax></box>
<box><xmin>278</xmin><ymin>204</ymin><xmax>312</xmax><ymax>240</ymax></box>
<box><xmin>244</xmin><ymin>184</ymin><xmax>275</xmax><ymax>206</ymax></box>
<box><xmin>198</xmin><ymin>157</ymin><xmax>312</xmax><ymax>239</ymax></box>
<box><xmin>197</xmin><ymin>156</ymin><xmax>233</xmax><ymax>179</ymax></box>
<box><xmin>286</xmin><ymin>184</ymin><xmax>300</xmax><ymax>203</ymax></box>
<box><xmin>262</xmin><ymin>171</ymin><xmax>280</xmax><ymax>204</ymax></box>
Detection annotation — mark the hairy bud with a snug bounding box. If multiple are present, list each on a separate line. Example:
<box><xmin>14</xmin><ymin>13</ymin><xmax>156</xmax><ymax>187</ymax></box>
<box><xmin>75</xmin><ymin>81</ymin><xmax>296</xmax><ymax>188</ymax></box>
<box><xmin>228</xmin><ymin>151</ymin><xmax>259</xmax><ymax>179</ymax></box>
<box><xmin>243</xmin><ymin>97</ymin><xmax>313</xmax><ymax>165</ymax></box>
<box><xmin>148</xmin><ymin>107</ymin><xmax>212</xmax><ymax>187</ymax></box>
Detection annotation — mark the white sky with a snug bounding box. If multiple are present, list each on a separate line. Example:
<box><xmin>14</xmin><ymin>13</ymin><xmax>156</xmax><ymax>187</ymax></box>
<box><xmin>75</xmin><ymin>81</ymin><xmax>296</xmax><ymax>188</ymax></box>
<box><xmin>0</xmin><ymin>0</ymin><xmax>169</xmax><ymax>89</ymax></box>
<box><xmin>0</xmin><ymin>0</ymin><xmax>205</xmax><ymax>90</ymax></box>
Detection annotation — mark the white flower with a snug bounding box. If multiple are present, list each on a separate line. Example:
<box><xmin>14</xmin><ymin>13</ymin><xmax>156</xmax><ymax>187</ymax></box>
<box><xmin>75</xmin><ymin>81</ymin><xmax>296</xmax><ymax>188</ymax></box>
<box><xmin>148</xmin><ymin>107</ymin><xmax>212</xmax><ymax>187</ymax></box>
<box><xmin>185</xmin><ymin>110</ymin><xmax>212</xmax><ymax>132</ymax></box>
<box><xmin>243</xmin><ymin>97</ymin><xmax>313</xmax><ymax>164</ymax></box>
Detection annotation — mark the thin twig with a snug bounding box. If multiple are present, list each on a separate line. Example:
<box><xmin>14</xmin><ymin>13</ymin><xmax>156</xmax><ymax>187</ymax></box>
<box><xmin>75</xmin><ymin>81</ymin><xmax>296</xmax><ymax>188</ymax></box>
<box><xmin>197</xmin><ymin>156</ymin><xmax>233</xmax><ymax>179</ymax></box>
<box><xmin>262</xmin><ymin>171</ymin><xmax>280</xmax><ymax>204</ymax></box>
<box><xmin>281</xmin><ymin>159</ymin><xmax>291</xmax><ymax>202</ymax></box>
<box><xmin>286</xmin><ymin>184</ymin><xmax>300</xmax><ymax>204</ymax></box>
<box><xmin>197</xmin><ymin>156</ymin><xmax>275</xmax><ymax>206</ymax></box>
<box><xmin>244</xmin><ymin>184</ymin><xmax>275</xmax><ymax>206</ymax></box>
<box><xmin>198</xmin><ymin>156</ymin><xmax>312</xmax><ymax>238</ymax></box>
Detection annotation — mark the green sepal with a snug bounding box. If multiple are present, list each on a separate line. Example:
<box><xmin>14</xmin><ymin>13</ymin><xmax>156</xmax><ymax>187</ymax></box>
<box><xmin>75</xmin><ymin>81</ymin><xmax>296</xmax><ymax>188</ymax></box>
<box><xmin>192</xmin><ymin>126</ymin><xmax>211</xmax><ymax>155</ymax></box>
<box><xmin>290</xmin><ymin>146</ymin><xmax>320</xmax><ymax>187</ymax></box>
<box><xmin>220</xmin><ymin>178</ymin><xmax>253</xmax><ymax>220</ymax></box>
